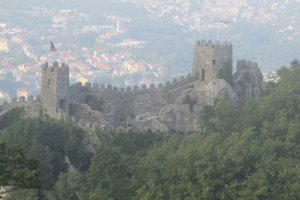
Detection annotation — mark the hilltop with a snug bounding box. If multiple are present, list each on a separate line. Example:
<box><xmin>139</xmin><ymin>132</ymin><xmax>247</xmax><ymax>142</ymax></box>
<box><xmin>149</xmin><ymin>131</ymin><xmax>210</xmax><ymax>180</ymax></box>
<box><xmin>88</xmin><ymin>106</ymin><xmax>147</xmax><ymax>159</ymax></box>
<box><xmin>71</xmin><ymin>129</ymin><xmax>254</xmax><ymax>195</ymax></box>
<box><xmin>0</xmin><ymin>58</ymin><xmax>299</xmax><ymax>200</ymax></box>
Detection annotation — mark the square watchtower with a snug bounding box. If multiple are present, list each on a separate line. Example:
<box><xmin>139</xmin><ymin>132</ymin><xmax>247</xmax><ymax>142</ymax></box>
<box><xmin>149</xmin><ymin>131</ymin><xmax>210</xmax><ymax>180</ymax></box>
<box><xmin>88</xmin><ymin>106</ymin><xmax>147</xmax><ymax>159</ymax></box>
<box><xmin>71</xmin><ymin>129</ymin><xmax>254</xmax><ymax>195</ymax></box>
<box><xmin>192</xmin><ymin>40</ymin><xmax>233</xmax><ymax>81</ymax></box>
<box><xmin>41</xmin><ymin>61</ymin><xmax>69</xmax><ymax>118</ymax></box>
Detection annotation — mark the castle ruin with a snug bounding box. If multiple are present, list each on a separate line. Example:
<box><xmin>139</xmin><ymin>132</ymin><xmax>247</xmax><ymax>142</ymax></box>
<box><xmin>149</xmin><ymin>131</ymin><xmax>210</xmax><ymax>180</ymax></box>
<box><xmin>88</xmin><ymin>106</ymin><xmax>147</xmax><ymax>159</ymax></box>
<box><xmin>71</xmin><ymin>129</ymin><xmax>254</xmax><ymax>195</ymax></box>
<box><xmin>0</xmin><ymin>40</ymin><xmax>264</xmax><ymax>132</ymax></box>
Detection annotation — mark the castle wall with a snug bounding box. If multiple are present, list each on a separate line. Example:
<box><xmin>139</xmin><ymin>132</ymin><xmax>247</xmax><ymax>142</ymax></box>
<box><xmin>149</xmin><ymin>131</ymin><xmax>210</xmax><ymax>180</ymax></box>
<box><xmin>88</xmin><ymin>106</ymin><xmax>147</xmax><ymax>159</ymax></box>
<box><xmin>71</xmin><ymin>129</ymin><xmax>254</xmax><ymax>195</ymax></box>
<box><xmin>69</xmin><ymin>73</ymin><xmax>199</xmax><ymax>128</ymax></box>
<box><xmin>82</xmin><ymin>73</ymin><xmax>197</xmax><ymax>99</ymax></box>
<box><xmin>68</xmin><ymin>82</ymin><xmax>89</xmax><ymax>103</ymax></box>
<box><xmin>132</xmin><ymin>91</ymin><xmax>165</xmax><ymax>116</ymax></box>
<box><xmin>0</xmin><ymin>39</ymin><xmax>237</xmax><ymax>132</ymax></box>
<box><xmin>0</xmin><ymin>96</ymin><xmax>42</xmax><ymax>118</ymax></box>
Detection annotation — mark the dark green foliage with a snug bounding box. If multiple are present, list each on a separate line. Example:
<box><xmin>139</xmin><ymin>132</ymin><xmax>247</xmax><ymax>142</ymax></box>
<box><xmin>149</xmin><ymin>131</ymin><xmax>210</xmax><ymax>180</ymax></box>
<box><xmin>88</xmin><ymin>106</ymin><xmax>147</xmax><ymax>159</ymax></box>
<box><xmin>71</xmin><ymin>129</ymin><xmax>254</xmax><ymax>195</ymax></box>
<box><xmin>0</xmin><ymin>143</ymin><xmax>40</xmax><ymax>189</ymax></box>
<box><xmin>80</xmin><ymin>61</ymin><xmax>300</xmax><ymax>199</ymax></box>
<box><xmin>85</xmin><ymin>129</ymin><xmax>164</xmax><ymax>200</ymax></box>
<box><xmin>3</xmin><ymin>62</ymin><xmax>300</xmax><ymax>199</ymax></box>
<box><xmin>53</xmin><ymin>169</ymin><xmax>85</xmax><ymax>200</ymax></box>
<box><xmin>47</xmin><ymin>61</ymin><xmax>300</xmax><ymax>199</ymax></box>
<box><xmin>0</xmin><ymin>116</ymin><xmax>91</xmax><ymax>189</ymax></box>
<box><xmin>291</xmin><ymin>59</ymin><xmax>299</xmax><ymax>66</ymax></box>
<box><xmin>200</xmin><ymin>98</ymin><xmax>241</xmax><ymax>135</ymax></box>
<box><xmin>6</xmin><ymin>189</ymin><xmax>40</xmax><ymax>200</ymax></box>
<box><xmin>0</xmin><ymin>108</ymin><xmax>24</xmax><ymax>130</ymax></box>
<box><xmin>132</xmin><ymin>128</ymin><xmax>300</xmax><ymax>199</ymax></box>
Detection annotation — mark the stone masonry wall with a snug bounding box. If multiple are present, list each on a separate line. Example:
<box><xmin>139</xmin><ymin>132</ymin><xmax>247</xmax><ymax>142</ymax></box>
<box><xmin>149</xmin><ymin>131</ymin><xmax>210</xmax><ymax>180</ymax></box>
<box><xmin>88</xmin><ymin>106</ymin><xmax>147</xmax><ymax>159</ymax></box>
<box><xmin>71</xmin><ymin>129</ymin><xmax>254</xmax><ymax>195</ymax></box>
<box><xmin>68</xmin><ymin>73</ymin><xmax>199</xmax><ymax>128</ymax></box>
<box><xmin>0</xmin><ymin>96</ymin><xmax>42</xmax><ymax>118</ymax></box>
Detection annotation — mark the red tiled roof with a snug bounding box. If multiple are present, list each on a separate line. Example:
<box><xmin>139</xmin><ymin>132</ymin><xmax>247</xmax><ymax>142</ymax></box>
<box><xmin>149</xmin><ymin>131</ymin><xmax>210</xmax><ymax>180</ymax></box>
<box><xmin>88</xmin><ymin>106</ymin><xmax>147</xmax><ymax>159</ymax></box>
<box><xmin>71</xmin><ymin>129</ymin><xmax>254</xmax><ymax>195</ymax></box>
<box><xmin>95</xmin><ymin>61</ymin><xmax>112</xmax><ymax>71</ymax></box>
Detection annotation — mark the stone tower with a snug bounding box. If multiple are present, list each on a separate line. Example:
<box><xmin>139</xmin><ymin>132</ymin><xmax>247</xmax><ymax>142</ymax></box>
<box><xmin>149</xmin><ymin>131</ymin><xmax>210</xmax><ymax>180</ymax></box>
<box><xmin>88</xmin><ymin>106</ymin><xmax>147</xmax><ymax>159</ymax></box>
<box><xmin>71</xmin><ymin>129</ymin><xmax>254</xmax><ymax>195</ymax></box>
<box><xmin>192</xmin><ymin>40</ymin><xmax>233</xmax><ymax>81</ymax></box>
<box><xmin>41</xmin><ymin>61</ymin><xmax>69</xmax><ymax>118</ymax></box>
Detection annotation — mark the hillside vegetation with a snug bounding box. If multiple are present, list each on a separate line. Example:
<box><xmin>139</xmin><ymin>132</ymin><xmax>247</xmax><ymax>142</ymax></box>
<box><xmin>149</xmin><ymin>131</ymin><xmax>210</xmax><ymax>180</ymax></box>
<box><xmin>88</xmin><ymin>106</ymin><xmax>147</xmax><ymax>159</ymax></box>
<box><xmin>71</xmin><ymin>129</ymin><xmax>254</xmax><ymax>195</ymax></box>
<box><xmin>1</xmin><ymin>61</ymin><xmax>300</xmax><ymax>199</ymax></box>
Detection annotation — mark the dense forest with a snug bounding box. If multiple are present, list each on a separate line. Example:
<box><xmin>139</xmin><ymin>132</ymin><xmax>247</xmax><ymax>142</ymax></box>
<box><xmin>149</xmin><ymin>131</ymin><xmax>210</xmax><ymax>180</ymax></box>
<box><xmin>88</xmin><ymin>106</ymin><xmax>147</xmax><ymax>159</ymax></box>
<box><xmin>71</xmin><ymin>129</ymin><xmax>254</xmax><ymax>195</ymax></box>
<box><xmin>1</xmin><ymin>61</ymin><xmax>300</xmax><ymax>199</ymax></box>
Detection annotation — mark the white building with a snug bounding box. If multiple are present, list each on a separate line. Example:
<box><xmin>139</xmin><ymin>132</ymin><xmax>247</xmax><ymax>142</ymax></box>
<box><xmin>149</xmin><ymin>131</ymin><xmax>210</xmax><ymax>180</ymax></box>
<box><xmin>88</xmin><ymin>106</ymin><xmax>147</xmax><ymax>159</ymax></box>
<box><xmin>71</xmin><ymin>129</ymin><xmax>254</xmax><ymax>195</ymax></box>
<box><xmin>0</xmin><ymin>38</ymin><xmax>9</xmax><ymax>52</ymax></box>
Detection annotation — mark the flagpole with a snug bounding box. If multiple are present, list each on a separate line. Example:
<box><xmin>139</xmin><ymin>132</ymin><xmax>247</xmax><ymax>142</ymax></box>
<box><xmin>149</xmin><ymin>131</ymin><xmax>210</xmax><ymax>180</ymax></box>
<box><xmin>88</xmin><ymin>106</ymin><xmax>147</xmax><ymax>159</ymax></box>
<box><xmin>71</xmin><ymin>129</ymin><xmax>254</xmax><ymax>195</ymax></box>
<box><xmin>47</xmin><ymin>52</ymin><xmax>49</xmax><ymax>65</ymax></box>
<box><xmin>217</xmin><ymin>23</ymin><xmax>220</xmax><ymax>42</ymax></box>
<box><xmin>48</xmin><ymin>40</ymin><xmax>51</xmax><ymax>65</ymax></box>
<box><xmin>217</xmin><ymin>20</ymin><xmax>229</xmax><ymax>42</ymax></box>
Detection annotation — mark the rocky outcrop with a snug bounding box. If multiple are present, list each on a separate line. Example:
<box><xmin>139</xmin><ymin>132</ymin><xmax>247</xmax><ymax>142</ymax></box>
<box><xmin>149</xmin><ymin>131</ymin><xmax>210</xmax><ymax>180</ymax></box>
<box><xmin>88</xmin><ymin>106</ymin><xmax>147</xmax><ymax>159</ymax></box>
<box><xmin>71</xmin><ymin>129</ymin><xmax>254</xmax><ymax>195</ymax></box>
<box><xmin>234</xmin><ymin>60</ymin><xmax>264</xmax><ymax>99</ymax></box>
<box><xmin>158</xmin><ymin>104</ymin><xmax>198</xmax><ymax>132</ymax></box>
<box><xmin>0</xmin><ymin>186</ymin><xmax>13</xmax><ymax>200</ymax></box>
<box><xmin>69</xmin><ymin>103</ymin><xmax>108</xmax><ymax>128</ymax></box>
<box><xmin>134</xmin><ymin>113</ymin><xmax>169</xmax><ymax>133</ymax></box>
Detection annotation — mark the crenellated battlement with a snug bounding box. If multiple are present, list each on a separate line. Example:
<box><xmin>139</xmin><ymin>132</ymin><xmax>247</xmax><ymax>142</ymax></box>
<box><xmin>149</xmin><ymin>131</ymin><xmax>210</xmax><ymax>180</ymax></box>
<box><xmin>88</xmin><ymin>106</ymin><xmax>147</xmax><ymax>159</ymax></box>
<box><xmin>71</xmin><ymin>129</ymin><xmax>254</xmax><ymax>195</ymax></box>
<box><xmin>73</xmin><ymin>72</ymin><xmax>198</xmax><ymax>98</ymax></box>
<box><xmin>41</xmin><ymin>61</ymin><xmax>69</xmax><ymax>73</ymax></box>
<box><xmin>0</xmin><ymin>95</ymin><xmax>41</xmax><ymax>116</ymax></box>
<box><xmin>236</xmin><ymin>60</ymin><xmax>259</xmax><ymax>72</ymax></box>
<box><xmin>195</xmin><ymin>40</ymin><xmax>232</xmax><ymax>48</ymax></box>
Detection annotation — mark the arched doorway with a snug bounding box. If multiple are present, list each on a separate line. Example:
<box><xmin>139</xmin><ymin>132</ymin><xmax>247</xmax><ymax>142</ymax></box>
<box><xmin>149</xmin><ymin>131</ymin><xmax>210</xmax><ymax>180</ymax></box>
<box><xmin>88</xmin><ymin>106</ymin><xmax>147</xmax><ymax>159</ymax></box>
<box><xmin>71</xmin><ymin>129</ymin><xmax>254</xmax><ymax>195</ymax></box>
<box><xmin>60</xmin><ymin>99</ymin><xmax>66</xmax><ymax>112</ymax></box>
<box><xmin>201</xmin><ymin>69</ymin><xmax>205</xmax><ymax>81</ymax></box>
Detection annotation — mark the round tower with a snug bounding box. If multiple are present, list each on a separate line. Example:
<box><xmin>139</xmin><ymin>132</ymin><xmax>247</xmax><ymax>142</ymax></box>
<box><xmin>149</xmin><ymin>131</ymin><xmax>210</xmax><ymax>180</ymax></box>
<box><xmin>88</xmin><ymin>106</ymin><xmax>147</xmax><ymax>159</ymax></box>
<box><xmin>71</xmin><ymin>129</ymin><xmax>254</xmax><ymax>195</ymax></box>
<box><xmin>192</xmin><ymin>40</ymin><xmax>233</xmax><ymax>81</ymax></box>
<box><xmin>41</xmin><ymin>61</ymin><xmax>69</xmax><ymax>117</ymax></box>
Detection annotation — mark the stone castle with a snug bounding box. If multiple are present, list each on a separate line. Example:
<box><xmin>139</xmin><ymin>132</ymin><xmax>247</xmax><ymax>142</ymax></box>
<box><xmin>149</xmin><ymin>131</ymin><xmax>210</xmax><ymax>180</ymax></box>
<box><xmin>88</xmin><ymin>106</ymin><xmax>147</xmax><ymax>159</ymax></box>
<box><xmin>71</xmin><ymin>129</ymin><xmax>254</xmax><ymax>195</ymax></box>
<box><xmin>0</xmin><ymin>40</ymin><xmax>264</xmax><ymax>132</ymax></box>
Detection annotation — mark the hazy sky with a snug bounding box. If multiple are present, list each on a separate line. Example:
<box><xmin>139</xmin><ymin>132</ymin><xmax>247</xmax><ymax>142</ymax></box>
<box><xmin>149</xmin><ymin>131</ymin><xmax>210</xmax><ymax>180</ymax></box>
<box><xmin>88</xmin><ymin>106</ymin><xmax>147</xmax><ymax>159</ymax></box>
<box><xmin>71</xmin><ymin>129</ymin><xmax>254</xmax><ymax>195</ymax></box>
<box><xmin>1</xmin><ymin>0</ymin><xmax>299</xmax><ymax>70</ymax></box>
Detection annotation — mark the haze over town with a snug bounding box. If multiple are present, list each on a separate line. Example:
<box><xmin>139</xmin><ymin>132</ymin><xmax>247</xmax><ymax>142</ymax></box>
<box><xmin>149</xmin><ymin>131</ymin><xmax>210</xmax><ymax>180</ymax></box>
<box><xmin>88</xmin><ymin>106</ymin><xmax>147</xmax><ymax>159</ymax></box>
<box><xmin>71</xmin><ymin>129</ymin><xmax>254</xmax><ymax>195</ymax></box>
<box><xmin>0</xmin><ymin>0</ymin><xmax>299</xmax><ymax>102</ymax></box>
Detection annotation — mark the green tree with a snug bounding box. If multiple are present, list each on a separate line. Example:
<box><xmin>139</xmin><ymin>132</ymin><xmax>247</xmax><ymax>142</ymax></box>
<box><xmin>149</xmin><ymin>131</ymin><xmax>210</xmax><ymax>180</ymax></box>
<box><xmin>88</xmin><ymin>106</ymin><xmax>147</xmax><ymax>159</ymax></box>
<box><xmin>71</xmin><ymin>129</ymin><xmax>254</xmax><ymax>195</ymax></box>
<box><xmin>131</xmin><ymin>61</ymin><xmax>300</xmax><ymax>199</ymax></box>
<box><xmin>53</xmin><ymin>168</ymin><xmax>86</xmax><ymax>200</ymax></box>
<box><xmin>85</xmin><ymin>129</ymin><xmax>164</xmax><ymax>200</ymax></box>
<box><xmin>0</xmin><ymin>108</ymin><xmax>24</xmax><ymax>130</ymax></box>
<box><xmin>0</xmin><ymin>117</ymin><xmax>91</xmax><ymax>189</ymax></box>
<box><xmin>6</xmin><ymin>189</ymin><xmax>39</xmax><ymax>200</ymax></box>
<box><xmin>0</xmin><ymin>143</ymin><xmax>40</xmax><ymax>193</ymax></box>
<box><xmin>200</xmin><ymin>98</ymin><xmax>241</xmax><ymax>135</ymax></box>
